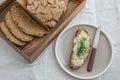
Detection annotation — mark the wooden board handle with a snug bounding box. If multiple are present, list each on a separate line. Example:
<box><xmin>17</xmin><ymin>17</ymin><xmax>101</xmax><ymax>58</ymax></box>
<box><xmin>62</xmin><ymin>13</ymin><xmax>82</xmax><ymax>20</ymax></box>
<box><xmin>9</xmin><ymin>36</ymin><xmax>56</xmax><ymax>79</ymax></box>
<box><xmin>77</xmin><ymin>0</ymin><xmax>84</xmax><ymax>3</ymax></box>
<box><xmin>87</xmin><ymin>48</ymin><xmax>97</xmax><ymax>72</ymax></box>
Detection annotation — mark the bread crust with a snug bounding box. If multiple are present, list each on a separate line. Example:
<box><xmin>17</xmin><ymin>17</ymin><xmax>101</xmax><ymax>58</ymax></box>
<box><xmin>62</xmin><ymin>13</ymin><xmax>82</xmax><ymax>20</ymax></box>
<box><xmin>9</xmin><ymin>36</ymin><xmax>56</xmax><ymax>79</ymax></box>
<box><xmin>69</xmin><ymin>29</ymin><xmax>92</xmax><ymax>69</ymax></box>
<box><xmin>17</xmin><ymin>0</ymin><xmax>69</xmax><ymax>27</ymax></box>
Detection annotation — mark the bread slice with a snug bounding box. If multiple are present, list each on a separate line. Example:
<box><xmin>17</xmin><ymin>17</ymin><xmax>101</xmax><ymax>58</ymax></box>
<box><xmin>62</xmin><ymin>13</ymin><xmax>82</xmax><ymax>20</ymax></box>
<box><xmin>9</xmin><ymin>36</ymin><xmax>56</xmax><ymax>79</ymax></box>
<box><xmin>5</xmin><ymin>11</ymin><xmax>33</xmax><ymax>42</ymax></box>
<box><xmin>69</xmin><ymin>29</ymin><xmax>91</xmax><ymax>69</ymax></box>
<box><xmin>0</xmin><ymin>22</ymin><xmax>26</xmax><ymax>46</ymax></box>
<box><xmin>11</xmin><ymin>5</ymin><xmax>47</xmax><ymax>37</ymax></box>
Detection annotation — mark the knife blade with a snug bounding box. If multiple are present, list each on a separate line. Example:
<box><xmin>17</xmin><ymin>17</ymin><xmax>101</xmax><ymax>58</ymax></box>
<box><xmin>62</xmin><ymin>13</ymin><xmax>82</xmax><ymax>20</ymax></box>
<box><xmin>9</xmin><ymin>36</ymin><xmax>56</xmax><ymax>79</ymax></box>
<box><xmin>87</xmin><ymin>26</ymin><xmax>101</xmax><ymax>72</ymax></box>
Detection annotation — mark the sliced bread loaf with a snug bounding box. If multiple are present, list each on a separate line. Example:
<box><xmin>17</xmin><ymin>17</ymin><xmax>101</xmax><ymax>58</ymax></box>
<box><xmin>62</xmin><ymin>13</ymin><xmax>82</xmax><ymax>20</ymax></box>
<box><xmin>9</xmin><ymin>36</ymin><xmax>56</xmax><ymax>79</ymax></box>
<box><xmin>17</xmin><ymin>0</ymin><xmax>69</xmax><ymax>27</ymax></box>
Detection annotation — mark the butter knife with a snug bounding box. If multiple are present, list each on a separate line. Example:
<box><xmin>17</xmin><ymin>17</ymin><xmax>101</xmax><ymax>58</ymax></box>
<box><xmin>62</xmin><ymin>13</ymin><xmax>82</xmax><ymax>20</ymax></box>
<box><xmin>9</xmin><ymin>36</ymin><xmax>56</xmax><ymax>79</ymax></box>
<box><xmin>87</xmin><ymin>26</ymin><xmax>101</xmax><ymax>72</ymax></box>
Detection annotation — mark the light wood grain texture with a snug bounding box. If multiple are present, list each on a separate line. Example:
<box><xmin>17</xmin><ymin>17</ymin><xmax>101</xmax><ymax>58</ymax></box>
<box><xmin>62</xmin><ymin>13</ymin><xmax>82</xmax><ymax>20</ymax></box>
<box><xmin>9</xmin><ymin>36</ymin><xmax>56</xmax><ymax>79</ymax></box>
<box><xmin>0</xmin><ymin>0</ymin><xmax>86</xmax><ymax>63</ymax></box>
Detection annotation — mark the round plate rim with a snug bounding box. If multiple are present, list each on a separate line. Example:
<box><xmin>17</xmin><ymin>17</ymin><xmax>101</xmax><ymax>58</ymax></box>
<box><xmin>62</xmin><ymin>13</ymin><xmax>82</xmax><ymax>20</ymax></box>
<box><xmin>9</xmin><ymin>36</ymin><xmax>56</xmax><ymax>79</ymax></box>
<box><xmin>55</xmin><ymin>24</ymin><xmax>113</xmax><ymax>79</ymax></box>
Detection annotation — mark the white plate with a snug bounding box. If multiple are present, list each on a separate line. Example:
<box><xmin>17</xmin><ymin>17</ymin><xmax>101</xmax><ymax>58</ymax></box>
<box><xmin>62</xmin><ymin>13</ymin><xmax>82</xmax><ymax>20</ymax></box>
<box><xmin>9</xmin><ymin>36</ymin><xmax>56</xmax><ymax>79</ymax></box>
<box><xmin>55</xmin><ymin>24</ymin><xmax>112</xmax><ymax>79</ymax></box>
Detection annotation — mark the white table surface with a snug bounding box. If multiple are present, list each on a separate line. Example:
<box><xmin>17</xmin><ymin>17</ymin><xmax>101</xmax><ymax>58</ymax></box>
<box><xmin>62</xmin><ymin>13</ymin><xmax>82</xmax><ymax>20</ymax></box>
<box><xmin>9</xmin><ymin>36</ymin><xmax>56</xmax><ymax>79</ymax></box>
<box><xmin>0</xmin><ymin>0</ymin><xmax>120</xmax><ymax>80</ymax></box>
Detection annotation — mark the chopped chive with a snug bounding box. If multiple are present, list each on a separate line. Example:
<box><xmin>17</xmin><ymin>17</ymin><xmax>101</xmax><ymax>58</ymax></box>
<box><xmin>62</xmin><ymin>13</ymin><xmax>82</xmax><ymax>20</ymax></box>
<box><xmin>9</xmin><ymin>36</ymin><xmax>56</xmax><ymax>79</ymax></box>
<box><xmin>77</xmin><ymin>37</ymin><xmax>87</xmax><ymax>58</ymax></box>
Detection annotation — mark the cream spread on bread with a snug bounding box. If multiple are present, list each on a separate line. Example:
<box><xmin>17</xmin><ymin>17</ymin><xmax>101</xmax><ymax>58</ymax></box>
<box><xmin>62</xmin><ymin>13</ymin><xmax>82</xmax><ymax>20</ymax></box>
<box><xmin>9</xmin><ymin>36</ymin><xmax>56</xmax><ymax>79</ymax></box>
<box><xmin>70</xmin><ymin>29</ymin><xmax>91</xmax><ymax>68</ymax></box>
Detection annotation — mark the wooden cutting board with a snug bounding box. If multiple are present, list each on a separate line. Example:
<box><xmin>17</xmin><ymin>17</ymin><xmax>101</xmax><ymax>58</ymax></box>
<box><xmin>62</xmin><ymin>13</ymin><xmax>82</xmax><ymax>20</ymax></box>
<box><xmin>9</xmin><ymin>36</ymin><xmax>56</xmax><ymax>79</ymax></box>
<box><xmin>0</xmin><ymin>0</ymin><xmax>86</xmax><ymax>63</ymax></box>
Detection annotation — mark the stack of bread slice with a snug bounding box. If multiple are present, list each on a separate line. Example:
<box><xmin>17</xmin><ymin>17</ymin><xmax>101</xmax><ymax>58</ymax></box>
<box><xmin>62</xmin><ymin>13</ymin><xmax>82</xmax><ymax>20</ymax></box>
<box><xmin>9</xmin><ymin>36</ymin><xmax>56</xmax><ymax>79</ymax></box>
<box><xmin>0</xmin><ymin>5</ymin><xmax>47</xmax><ymax>46</ymax></box>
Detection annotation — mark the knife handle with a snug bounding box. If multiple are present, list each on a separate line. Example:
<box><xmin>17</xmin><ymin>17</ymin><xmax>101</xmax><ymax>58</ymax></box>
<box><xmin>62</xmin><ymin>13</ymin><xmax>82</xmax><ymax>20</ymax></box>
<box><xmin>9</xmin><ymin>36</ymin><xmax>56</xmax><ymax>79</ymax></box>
<box><xmin>87</xmin><ymin>48</ymin><xmax>97</xmax><ymax>72</ymax></box>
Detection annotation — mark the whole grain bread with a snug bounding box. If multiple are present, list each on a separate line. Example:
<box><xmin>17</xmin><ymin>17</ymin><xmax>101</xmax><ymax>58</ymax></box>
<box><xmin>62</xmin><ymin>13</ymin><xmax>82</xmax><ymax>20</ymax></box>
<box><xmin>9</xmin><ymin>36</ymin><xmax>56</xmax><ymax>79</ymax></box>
<box><xmin>0</xmin><ymin>22</ymin><xmax>26</xmax><ymax>46</ymax></box>
<box><xmin>11</xmin><ymin>5</ymin><xmax>47</xmax><ymax>37</ymax></box>
<box><xmin>5</xmin><ymin>11</ymin><xmax>33</xmax><ymax>42</ymax></box>
<box><xmin>17</xmin><ymin>0</ymin><xmax>69</xmax><ymax>27</ymax></box>
<box><xmin>69</xmin><ymin>29</ymin><xmax>92</xmax><ymax>69</ymax></box>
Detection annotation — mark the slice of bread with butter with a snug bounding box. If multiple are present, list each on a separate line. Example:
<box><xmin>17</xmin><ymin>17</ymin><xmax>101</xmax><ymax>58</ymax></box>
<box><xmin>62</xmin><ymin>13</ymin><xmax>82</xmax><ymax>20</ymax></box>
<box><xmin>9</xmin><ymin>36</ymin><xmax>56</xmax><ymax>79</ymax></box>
<box><xmin>69</xmin><ymin>29</ymin><xmax>92</xmax><ymax>69</ymax></box>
